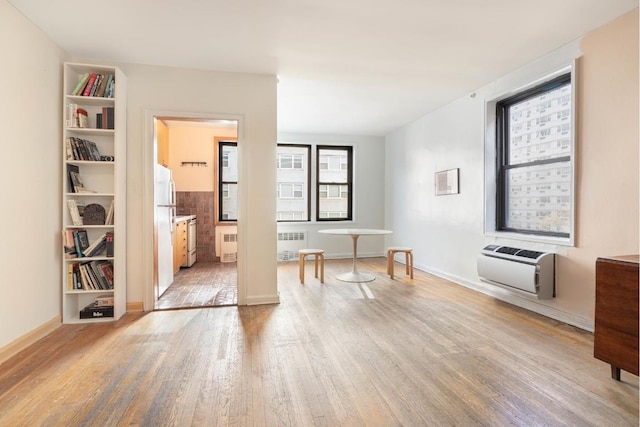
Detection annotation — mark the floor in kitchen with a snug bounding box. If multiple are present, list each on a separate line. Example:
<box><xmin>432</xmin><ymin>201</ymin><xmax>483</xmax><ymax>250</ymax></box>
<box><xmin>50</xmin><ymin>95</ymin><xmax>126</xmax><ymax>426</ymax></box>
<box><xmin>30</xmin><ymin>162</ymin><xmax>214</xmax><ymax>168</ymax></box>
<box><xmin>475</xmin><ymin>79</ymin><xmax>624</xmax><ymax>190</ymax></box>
<box><xmin>156</xmin><ymin>261</ymin><xmax>237</xmax><ymax>309</ymax></box>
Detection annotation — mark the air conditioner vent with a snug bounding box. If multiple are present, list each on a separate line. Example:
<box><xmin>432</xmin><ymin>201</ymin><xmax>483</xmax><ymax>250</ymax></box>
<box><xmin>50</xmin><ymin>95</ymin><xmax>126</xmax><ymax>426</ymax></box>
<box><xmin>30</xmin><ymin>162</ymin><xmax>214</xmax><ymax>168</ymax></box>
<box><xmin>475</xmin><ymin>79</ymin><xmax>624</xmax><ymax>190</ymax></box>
<box><xmin>276</xmin><ymin>230</ymin><xmax>308</xmax><ymax>261</ymax></box>
<box><xmin>277</xmin><ymin>250</ymin><xmax>298</xmax><ymax>261</ymax></box>
<box><xmin>517</xmin><ymin>250</ymin><xmax>545</xmax><ymax>259</ymax></box>
<box><xmin>497</xmin><ymin>246</ymin><xmax>520</xmax><ymax>255</ymax></box>
<box><xmin>278</xmin><ymin>232</ymin><xmax>306</xmax><ymax>241</ymax></box>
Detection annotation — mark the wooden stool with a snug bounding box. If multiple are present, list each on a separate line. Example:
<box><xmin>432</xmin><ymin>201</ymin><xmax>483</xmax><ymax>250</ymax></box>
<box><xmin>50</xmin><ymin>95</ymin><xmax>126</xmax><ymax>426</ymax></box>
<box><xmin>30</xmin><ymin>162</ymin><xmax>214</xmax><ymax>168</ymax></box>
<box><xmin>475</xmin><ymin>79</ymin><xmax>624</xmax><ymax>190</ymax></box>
<box><xmin>387</xmin><ymin>247</ymin><xmax>413</xmax><ymax>279</ymax></box>
<box><xmin>299</xmin><ymin>249</ymin><xmax>324</xmax><ymax>284</ymax></box>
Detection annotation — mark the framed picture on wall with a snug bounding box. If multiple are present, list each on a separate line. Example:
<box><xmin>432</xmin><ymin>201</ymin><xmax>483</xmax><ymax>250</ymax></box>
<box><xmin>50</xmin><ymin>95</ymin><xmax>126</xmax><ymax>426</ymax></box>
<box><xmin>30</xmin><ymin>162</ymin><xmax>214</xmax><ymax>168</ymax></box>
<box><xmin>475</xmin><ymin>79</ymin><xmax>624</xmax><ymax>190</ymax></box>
<box><xmin>435</xmin><ymin>168</ymin><xmax>459</xmax><ymax>195</ymax></box>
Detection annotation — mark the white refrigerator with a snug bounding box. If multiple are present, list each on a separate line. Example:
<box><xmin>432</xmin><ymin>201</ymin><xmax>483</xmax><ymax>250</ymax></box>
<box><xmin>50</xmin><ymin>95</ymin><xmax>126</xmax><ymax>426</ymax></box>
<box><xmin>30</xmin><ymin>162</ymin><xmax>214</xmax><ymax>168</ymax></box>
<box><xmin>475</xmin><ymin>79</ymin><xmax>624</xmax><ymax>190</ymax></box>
<box><xmin>155</xmin><ymin>164</ymin><xmax>176</xmax><ymax>297</ymax></box>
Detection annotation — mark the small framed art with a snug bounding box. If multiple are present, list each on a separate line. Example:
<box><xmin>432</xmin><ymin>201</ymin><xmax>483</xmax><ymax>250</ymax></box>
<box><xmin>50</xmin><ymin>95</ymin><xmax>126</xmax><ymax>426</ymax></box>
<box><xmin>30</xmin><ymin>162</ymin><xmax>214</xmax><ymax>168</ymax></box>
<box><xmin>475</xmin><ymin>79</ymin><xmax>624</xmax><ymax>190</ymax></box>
<box><xmin>435</xmin><ymin>168</ymin><xmax>459</xmax><ymax>195</ymax></box>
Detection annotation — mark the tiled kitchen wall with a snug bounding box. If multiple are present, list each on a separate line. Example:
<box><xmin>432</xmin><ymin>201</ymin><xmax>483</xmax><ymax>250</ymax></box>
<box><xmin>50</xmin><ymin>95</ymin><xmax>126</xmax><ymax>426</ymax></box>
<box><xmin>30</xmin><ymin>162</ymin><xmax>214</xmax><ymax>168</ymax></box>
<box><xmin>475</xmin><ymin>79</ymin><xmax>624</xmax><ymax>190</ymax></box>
<box><xmin>175</xmin><ymin>191</ymin><xmax>216</xmax><ymax>262</ymax></box>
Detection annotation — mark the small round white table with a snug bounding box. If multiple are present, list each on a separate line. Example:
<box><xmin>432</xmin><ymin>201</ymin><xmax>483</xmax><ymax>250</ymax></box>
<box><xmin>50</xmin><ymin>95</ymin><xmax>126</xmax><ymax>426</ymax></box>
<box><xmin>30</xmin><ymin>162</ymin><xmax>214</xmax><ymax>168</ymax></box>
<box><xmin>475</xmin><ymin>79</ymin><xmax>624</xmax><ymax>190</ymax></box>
<box><xmin>318</xmin><ymin>228</ymin><xmax>392</xmax><ymax>282</ymax></box>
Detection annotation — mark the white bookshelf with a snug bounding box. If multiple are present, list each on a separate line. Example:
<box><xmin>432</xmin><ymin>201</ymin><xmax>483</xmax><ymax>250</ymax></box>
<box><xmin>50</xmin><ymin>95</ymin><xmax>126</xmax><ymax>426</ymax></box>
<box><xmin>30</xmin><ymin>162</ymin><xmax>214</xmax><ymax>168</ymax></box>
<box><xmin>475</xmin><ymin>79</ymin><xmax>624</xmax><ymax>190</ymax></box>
<box><xmin>61</xmin><ymin>62</ymin><xmax>127</xmax><ymax>323</ymax></box>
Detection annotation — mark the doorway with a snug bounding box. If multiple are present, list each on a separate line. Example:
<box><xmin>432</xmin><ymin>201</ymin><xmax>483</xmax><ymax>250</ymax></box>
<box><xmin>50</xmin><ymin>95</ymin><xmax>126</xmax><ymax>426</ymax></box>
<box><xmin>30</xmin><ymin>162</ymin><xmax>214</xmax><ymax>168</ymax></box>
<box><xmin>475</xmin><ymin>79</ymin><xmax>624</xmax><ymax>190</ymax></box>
<box><xmin>152</xmin><ymin>116</ymin><xmax>239</xmax><ymax>310</ymax></box>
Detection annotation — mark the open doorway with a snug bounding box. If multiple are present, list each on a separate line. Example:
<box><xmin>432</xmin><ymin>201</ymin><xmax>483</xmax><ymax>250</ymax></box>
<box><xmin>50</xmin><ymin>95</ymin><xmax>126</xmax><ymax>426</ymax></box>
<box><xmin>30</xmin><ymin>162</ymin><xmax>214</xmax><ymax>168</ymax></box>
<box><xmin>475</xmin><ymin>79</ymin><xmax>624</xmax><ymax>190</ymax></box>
<box><xmin>152</xmin><ymin>116</ymin><xmax>239</xmax><ymax>310</ymax></box>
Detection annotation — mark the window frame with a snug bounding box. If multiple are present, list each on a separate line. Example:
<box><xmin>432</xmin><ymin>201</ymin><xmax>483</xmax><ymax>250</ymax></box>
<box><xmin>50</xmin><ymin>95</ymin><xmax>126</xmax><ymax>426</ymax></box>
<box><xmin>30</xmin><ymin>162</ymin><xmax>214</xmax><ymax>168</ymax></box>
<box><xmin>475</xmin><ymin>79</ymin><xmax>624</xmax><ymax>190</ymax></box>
<box><xmin>276</xmin><ymin>144</ymin><xmax>311</xmax><ymax>222</ymax></box>
<box><xmin>316</xmin><ymin>145</ymin><xmax>353</xmax><ymax>221</ymax></box>
<box><xmin>217</xmin><ymin>140</ymin><xmax>238</xmax><ymax>223</ymax></box>
<box><xmin>489</xmin><ymin>67</ymin><xmax>576</xmax><ymax>243</ymax></box>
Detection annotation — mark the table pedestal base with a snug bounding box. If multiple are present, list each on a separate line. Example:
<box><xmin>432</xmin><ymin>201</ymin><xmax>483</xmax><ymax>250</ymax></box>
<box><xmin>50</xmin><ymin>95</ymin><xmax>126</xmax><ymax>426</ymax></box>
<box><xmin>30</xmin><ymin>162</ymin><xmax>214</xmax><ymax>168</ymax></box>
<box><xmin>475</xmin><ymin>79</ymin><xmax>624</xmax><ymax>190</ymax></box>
<box><xmin>336</xmin><ymin>271</ymin><xmax>375</xmax><ymax>283</ymax></box>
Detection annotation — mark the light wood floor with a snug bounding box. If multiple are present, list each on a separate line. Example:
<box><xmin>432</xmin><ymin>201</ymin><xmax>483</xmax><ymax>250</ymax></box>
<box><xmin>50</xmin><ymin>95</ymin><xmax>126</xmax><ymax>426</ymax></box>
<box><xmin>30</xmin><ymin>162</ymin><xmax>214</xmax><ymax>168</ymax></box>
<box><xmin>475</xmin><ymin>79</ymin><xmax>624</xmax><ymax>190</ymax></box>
<box><xmin>0</xmin><ymin>258</ymin><xmax>637</xmax><ymax>426</ymax></box>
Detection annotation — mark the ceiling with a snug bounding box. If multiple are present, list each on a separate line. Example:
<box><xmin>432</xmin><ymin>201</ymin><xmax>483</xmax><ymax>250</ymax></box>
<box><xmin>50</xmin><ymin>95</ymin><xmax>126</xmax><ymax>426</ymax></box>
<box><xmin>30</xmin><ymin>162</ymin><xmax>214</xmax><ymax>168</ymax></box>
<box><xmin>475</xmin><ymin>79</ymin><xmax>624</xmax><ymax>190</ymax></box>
<box><xmin>9</xmin><ymin>0</ymin><xmax>637</xmax><ymax>137</ymax></box>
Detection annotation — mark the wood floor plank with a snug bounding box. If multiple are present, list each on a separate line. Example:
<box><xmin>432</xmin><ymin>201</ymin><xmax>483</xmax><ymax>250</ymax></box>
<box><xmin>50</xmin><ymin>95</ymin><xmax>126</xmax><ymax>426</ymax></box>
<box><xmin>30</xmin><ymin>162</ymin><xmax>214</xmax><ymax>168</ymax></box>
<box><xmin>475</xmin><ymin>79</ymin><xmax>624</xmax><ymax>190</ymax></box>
<box><xmin>0</xmin><ymin>258</ymin><xmax>637</xmax><ymax>426</ymax></box>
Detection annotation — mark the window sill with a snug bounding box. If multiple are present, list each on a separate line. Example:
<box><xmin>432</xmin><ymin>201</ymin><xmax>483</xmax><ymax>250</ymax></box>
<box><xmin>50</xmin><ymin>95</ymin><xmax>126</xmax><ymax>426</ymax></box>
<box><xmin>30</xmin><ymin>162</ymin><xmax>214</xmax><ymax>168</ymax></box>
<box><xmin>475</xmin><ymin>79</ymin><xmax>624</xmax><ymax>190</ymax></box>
<box><xmin>485</xmin><ymin>230</ymin><xmax>574</xmax><ymax>248</ymax></box>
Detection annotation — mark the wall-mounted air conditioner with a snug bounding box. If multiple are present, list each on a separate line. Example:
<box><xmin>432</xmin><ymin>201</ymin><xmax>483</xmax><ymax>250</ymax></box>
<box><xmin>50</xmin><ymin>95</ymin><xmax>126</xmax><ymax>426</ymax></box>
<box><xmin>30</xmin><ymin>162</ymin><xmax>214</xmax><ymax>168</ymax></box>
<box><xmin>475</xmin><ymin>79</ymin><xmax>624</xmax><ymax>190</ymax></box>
<box><xmin>215</xmin><ymin>226</ymin><xmax>237</xmax><ymax>263</ymax></box>
<box><xmin>477</xmin><ymin>245</ymin><xmax>555</xmax><ymax>299</ymax></box>
<box><xmin>277</xmin><ymin>231</ymin><xmax>307</xmax><ymax>261</ymax></box>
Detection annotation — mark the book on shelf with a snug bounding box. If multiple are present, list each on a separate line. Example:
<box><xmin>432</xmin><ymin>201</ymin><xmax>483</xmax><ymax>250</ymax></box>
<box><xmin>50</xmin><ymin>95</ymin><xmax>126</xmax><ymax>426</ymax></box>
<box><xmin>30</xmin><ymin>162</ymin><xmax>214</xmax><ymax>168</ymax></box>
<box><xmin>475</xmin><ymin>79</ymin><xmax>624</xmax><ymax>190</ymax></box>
<box><xmin>101</xmin><ymin>107</ymin><xmax>114</xmax><ymax>129</ymax></box>
<box><xmin>105</xmin><ymin>231</ymin><xmax>114</xmax><ymax>257</ymax></box>
<box><xmin>70</xmin><ymin>260</ymin><xmax>113</xmax><ymax>291</ymax></box>
<box><xmin>67</xmin><ymin>263</ymin><xmax>80</xmax><ymax>290</ymax></box>
<box><xmin>89</xmin><ymin>74</ymin><xmax>102</xmax><ymax>97</ymax></box>
<box><xmin>104</xmin><ymin>74</ymin><xmax>115</xmax><ymax>98</ymax></box>
<box><xmin>94</xmin><ymin>75</ymin><xmax>108</xmax><ymax>97</ymax></box>
<box><xmin>62</xmin><ymin>229</ymin><xmax>78</xmax><ymax>259</ymax></box>
<box><xmin>66</xmin><ymin>103</ymin><xmax>78</xmax><ymax>128</ymax></box>
<box><xmin>98</xmin><ymin>260</ymin><xmax>114</xmax><ymax>287</ymax></box>
<box><xmin>67</xmin><ymin>164</ymin><xmax>79</xmax><ymax>192</ymax></box>
<box><xmin>71</xmin><ymin>73</ymin><xmax>90</xmax><ymax>96</ymax></box>
<box><xmin>105</xmin><ymin>200</ymin><xmax>114</xmax><ymax>225</ymax></box>
<box><xmin>65</xmin><ymin>138</ymin><xmax>74</xmax><ymax>161</ymax></box>
<box><xmin>81</xmin><ymin>73</ymin><xmax>98</xmax><ymax>96</ymax></box>
<box><xmin>69</xmin><ymin>137</ymin><xmax>103</xmax><ymax>161</ymax></box>
<box><xmin>79</xmin><ymin>301</ymin><xmax>114</xmax><ymax>319</ymax></box>
<box><xmin>94</xmin><ymin>294</ymin><xmax>114</xmax><ymax>306</ymax></box>
<box><xmin>83</xmin><ymin>232</ymin><xmax>107</xmax><ymax>257</ymax></box>
<box><xmin>96</xmin><ymin>113</ymin><xmax>103</xmax><ymax>129</ymax></box>
<box><xmin>68</xmin><ymin>169</ymin><xmax>85</xmax><ymax>193</ymax></box>
<box><xmin>67</xmin><ymin>199</ymin><xmax>82</xmax><ymax>225</ymax></box>
<box><xmin>73</xmin><ymin>229</ymin><xmax>90</xmax><ymax>256</ymax></box>
<box><xmin>77</xmin><ymin>108</ymin><xmax>89</xmax><ymax>128</ymax></box>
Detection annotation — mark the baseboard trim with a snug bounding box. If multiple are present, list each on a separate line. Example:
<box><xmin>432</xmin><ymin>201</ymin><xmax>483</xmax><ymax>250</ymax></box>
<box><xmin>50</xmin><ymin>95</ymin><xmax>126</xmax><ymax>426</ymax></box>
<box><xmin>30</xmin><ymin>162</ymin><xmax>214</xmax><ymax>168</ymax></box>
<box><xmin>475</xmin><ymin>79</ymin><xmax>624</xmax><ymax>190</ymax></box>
<box><xmin>0</xmin><ymin>316</ymin><xmax>61</xmax><ymax>366</ymax></box>
<box><xmin>245</xmin><ymin>294</ymin><xmax>280</xmax><ymax>306</ymax></box>
<box><xmin>126</xmin><ymin>301</ymin><xmax>144</xmax><ymax>312</ymax></box>
<box><xmin>416</xmin><ymin>263</ymin><xmax>594</xmax><ymax>332</ymax></box>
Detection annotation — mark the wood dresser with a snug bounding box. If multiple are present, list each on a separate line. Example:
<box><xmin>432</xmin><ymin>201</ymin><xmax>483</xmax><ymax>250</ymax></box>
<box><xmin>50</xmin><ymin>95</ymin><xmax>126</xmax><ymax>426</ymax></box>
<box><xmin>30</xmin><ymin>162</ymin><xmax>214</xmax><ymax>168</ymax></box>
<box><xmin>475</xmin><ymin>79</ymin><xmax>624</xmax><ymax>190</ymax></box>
<box><xmin>594</xmin><ymin>255</ymin><xmax>639</xmax><ymax>380</ymax></box>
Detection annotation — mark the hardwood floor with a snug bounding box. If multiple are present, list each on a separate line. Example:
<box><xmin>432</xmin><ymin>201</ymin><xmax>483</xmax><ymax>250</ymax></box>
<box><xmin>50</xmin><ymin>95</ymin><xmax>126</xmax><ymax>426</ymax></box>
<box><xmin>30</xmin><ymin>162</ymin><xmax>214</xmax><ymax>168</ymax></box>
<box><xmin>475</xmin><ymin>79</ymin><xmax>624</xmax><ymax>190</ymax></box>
<box><xmin>0</xmin><ymin>258</ymin><xmax>637</xmax><ymax>426</ymax></box>
<box><xmin>156</xmin><ymin>261</ymin><xmax>237</xmax><ymax>309</ymax></box>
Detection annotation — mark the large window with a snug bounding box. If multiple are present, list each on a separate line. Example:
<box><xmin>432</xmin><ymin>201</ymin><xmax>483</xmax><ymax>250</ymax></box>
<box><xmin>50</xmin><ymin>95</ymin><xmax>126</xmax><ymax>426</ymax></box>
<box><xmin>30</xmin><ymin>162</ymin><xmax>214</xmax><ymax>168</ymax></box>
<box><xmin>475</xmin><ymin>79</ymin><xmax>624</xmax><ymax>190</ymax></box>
<box><xmin>495</xmin><ymin>72</ymin><xmax>573</xmax><ymax>238</ymax></box>
<box><xmin>317</xmin><ymin>146</ymin><xmax>352</xmax><ymax>221</ymax></box>
<box><xmin>218</xmin><ymin>141</ymin><xmax>238</xmax><ymax>222</ymax></box>
<box><xmin>277</xmin><ymin>144</ymin><xmax>310</xmax><ymax>222</ymax></box>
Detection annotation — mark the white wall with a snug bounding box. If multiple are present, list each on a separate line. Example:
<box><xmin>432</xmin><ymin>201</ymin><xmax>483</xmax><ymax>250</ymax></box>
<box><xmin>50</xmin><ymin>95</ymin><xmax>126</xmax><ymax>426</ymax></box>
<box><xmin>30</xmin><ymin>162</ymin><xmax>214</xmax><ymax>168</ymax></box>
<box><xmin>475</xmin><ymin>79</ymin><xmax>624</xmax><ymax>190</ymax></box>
<box><xmin>115</xmin><ymin>63</ymin><xmax>278</xmax><ymax>307</ymax></box>
<box><xmin>385</xmin><ymin>10</ymin><xmax>639</xmax><ymax>330</ymax></box>
<box><xmin>0</xmin><ymin>0</ymin><xmax>70</xmax><ymax>350</ymax></box>
<box><xmin>277</xmin><ymin>132</ymin><xmax>387</xmax><ymax>257</ymax></box>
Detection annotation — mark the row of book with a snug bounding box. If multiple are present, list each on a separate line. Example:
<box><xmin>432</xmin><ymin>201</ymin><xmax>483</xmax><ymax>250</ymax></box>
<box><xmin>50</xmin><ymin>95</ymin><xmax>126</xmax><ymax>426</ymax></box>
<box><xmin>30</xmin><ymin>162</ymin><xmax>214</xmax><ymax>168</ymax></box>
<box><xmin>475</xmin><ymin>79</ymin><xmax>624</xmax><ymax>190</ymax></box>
<box><xmin>65</xmin><ymin>137</ymin><xmax>111</xmax><ymax>162</ymax></box>
<box><xmin>63</xmin><ymin>229</ymin><xmax>114</xmax><ymax>259</ymax></box>
<box><xmin>68</xmin><ymin>260</ymin><xmax>114</xmax><ymax>291</ymax></box>
<box><xmin>66</xmin><ymin>104</ymin><xmax>114</xmax><ymax>129</ymax></box>
<box><xmin>71</xmin><ymin>73</ymin><xmax>115</xmax><ymax>98</ymax></box>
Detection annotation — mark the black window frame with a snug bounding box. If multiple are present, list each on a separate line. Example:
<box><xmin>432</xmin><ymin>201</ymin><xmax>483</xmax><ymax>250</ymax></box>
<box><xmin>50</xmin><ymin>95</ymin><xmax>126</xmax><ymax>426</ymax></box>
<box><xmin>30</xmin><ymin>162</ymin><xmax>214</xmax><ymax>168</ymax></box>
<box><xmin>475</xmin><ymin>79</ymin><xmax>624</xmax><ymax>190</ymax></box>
<box><xmin>276</xmin><ymin>143</ymin><xmax>311</xmax><ymax>222</ymax></box>
<box><xmin>218</xmin><ymin>140</ymin><xmax>237</xmax><ymax>223</ymax></box>
<box><xmin>496</xmin><ymin>72</ymin><xmax>572</xmax><ymax>238</ymax></box>
<box><xmin>316</xmin><ymin>145</ymin><xmax>353</xmax><ymax>221</ymax></box>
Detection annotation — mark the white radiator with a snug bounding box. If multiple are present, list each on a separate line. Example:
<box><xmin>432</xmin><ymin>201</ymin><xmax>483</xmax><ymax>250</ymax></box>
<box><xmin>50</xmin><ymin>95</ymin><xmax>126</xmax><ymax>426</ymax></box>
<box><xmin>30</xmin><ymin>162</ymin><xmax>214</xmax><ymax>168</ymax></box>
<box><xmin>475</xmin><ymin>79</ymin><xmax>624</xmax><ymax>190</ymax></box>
<box><xmin>277</xmin><ymin>231</ymin><xmax>307</xmax><ymax>261</ymax></box>
<box><xmin>477</xmin><ymin>245</ymin><xmax>555</xmax><ymax>299</ymax></box>
<box><xmin>215</xmin><ymin>226</ymin><xmax>237</xmax><ymax>263</ymax></box>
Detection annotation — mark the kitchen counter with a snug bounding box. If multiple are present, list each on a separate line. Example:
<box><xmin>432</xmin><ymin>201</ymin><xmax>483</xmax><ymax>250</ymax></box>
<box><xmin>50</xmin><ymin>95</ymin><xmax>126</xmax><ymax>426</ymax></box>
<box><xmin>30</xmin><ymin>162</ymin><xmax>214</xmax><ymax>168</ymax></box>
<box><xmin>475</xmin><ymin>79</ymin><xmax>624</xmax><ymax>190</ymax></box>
<box><xmin>174</xmin><ymin>215</ymin><xmax>195</xmax><ymax>223</ymax></box>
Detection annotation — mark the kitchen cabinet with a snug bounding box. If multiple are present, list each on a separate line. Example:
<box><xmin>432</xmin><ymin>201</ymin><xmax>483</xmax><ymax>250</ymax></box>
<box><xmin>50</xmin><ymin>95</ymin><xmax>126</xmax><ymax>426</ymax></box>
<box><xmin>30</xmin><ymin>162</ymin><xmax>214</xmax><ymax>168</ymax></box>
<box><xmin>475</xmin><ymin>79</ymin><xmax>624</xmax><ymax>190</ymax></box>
<box><xmin>173</xmin><ymin>220</ymin><xmax>187</xmax><ymax>274</ymax></box>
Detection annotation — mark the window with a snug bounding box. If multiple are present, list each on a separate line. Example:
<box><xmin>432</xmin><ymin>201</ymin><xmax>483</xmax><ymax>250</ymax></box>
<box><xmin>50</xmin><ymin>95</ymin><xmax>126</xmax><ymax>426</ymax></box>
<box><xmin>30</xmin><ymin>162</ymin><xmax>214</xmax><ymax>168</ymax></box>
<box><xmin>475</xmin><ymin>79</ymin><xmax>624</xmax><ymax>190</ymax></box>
<box><xmin>278</xmin><ymin>183</ymin><xmax>304</xmax><ymax>199</ymax></box>
<box><xmin>277</xmin><ymin>153</ymin><xmax>303</xmax><ymax>170</ymax></box>
<box><xmin>277</xmin><ymin>211</ymin><xmax>305</xmax><ymax>221</ymax></box>
<box><xmin>319</xmin><ymin>184</ymin><xmax>348</xmax><ymax>199</ymax></box>
<box><xmin>317</xmin><ymin>146</ymin><xmax>352</xmax><ymax>220</ymax></box>
<box><xmin>218</xmin><ymin>141</ymin><xmax>237</xmax><ymax>222</ymax></box>
<box><xmin>277</xmin><ymin>144</ymin><xmax>310</xmax><ymax>221</ymax></box>
<box><xmin>495</xmin><ymin>72</ymin><xmax>573</xmax><ymax>238</ymax></box>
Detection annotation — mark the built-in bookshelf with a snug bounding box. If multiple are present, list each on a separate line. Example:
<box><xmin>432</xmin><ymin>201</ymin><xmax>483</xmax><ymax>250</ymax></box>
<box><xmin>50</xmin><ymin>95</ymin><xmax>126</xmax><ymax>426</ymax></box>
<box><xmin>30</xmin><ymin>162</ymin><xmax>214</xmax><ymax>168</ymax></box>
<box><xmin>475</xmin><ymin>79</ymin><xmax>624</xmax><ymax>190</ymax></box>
<box><xmin>62</xmin><ymin>62</ymin><xmax>127</xmax><ymax>323</ymax></box>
